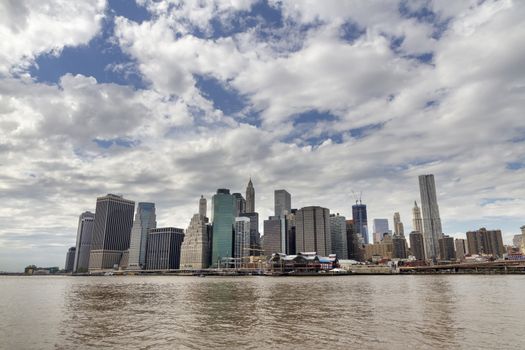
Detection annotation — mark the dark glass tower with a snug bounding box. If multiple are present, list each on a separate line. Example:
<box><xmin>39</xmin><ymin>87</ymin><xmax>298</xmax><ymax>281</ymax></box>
<box><xmin>211</xmin><ymin>189</ymin><xmax>235</xmax><ymax>266</ymax></box>
<box><xmin>352</xmin><ymin>202</ymin><xmax>369</xmax><ymax>244</ymax></box>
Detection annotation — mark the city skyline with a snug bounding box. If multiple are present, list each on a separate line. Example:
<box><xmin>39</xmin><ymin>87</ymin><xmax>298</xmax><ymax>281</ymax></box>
<box><xmin>1</xmin><ymin>1</ymin><xmax>525</xmax><ymax>271</ymax></box>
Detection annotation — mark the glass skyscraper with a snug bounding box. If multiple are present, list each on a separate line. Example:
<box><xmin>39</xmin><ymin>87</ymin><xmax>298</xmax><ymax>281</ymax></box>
<box><xmin>418</xmin><ymin>174</ymin><xmax>443</xmax><ymax>260</ymax></box>
<box><xmin>211</xmin><ymin>189</ymin><xmax>235</xmax><ymax>267</ymax></box>
<box><xmin>73</xmin><ymin>211</ymin><xmax>94</xmax><ymax>273</ymax></box>
<box><xmin>352</xmin><ymin>203</ymin><xmax>369</xmax><ymax>244</ymax></box>
<box><xmin>128</xmin><ymin>202</ymin><xmax>156</xmax><ymax>269</ymax></box>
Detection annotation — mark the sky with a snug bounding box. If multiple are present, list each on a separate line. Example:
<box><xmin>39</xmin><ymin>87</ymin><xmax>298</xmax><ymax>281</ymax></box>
<box><xmin>1</xmin><ymin>0</ymin><xmax>524</xmax><ymax>272</ymax></box>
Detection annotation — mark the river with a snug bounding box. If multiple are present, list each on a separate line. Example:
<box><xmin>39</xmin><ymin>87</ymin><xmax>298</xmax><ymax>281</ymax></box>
<box><xmin>0</xmin><ymin>275</ymin><xmax>522</xmax><ymax>349</ymax></box>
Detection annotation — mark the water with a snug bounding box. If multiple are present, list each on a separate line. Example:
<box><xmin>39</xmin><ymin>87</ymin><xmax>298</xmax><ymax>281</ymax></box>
<box><xmin>0</xmin><ymin>275</ymin><xmax>523</xmax><ymax>349</ymax></box>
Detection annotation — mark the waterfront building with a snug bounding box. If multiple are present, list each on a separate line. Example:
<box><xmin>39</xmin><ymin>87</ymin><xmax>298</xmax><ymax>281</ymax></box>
<box><xmin>234</xmin><ymin>217</ymin><xmax>251</xmax><ymax>263</ymax></box>
<box><xmin>274</xmin><ymin>189</ymin><xmax>291</xmax><ymax>217</ymax></box>
<box><xmin>466</xmin><ymin>228</ymin><xmax>505</xmax><ymax>258</ymax></box>
<box><xmin>418</xmin><ymin>174</ymin><xmax>443</xmax><ymax>260</ymax></box>
<box><xmin>412</xmin><ymin>201</ymin><xmax>423</xmax><ymax>234</ymax></box>
<box><xmin>211</xmin><ymin>189</ymin><xmax>235</xmax><ymax>266</ymax></box>
<box><xmin>199</xmin><ymin>195</ymin><xmax>207</xmax><ymax>218</ymax></box>
<box><xmin>352</xmin><ymin>202</ymin><xmax>369</xmax><ymax>244</ymax></box>
<box><xmin>145</xmin><ymin>227</ymin><xmax>185</xmax><ymax>270</ymax></box>
<box><xmin>346</xmin><ymin>220</ymin><xmax>364</xmax><ymax>261</ymax></box>
<box><xmin>455</xmin><ymin>238</ymin><xmax>467</xmax><ymax>261</ymax></box>
<box><xmin>245</xmin><ymin>178</ymin><xmax>255</xmax><ymax>213</ymax></box>
<box><xmin>128</xmin><ymin>202</ymin><xmax>156</xmax><ymax>269</ymax></box>
<box><xmin>439</xmin><ymin>235</ymin><xmax>456</xmax><ymax>260</ymax></box>
<box><xmin>393</xmin><ymin>212</ymin><xmax>404</xmax><ymax>237</ymax></box>
<box><xmin>263</xmin><ymin>216</ymin><xmax>284</xmax><ymax>257</ymax></box>
<box><xmin>89</xmin><ymin>194</ymin><xmax>135</xmax><ymax>271</ymax></box>
<box><xmin>232</xmin><ymin>193</ymin><xmax>246</xmax><ymax>217</ymax></box>
<box><xmin>330</xmin><ymin>214</ymin><xmax>348</xmax><ymax>259</ymax></box>
<box><xmin>65</xmin><ymin>247</ymin><xmax>76</xmax><ymax>272</ymax></box>
<box><xmin>372</xmin><ymin>218</ymin><xmax>390</xmax><ymax>243</ymax></box>
<box><xmin>240</xmin><ymin>212</ymin><xmax>260</xmax><ymax>255</ymax></box>
<box><xmin>180</xmin><ymin>214</ymin><xmax>212</xmax><ymax>269</ymax></box>
<box><xmin>364</xmin><ymin>235</ymin><xmax>393</xmax><ymax>261</ymax></box>
<box><xmin>295</xmin><ymin>206</ymin><xmax>331</xmax><ymax>256</ymax></box>
<box><xmin>409</xmin><ymin>231</ymin><xmax>426</xmax><ymax>261</ymax></box>
<box><xmin>392</xmin><ymin>235</ymin><xmax>408</xmax><ymax>259</ymax></box>
<box><xmin>73</xmin><ymin>211</ymin><xmax>95</xmax><ymax>273</ymax></box>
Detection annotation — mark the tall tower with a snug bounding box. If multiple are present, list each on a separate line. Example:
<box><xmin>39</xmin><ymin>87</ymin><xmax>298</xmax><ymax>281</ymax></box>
<box><xmin>418</xmin><ymin>175</ymin><xmax>443</xmax><ymax>260</ymax></box>
<box><xmin>89</xmin><ymin>194</ymin><xmax>135</xmax><ymax>271</ymax></box>
<box><xmin>352</xmin><ymin>202</ymin><xmax>369</xmax><ymax>244</ymax></box>
<box><xmin>245</xmin><ymin>178</ymin><xmax>255</xmax><ymax>213</ymax></box>
<box><xmin>393</xmin><ymin>212</ymin><xmax>404</xmax><ymax>236</ymax></box>
<box><xmin>412</xmin><ymin>201</ymin><xmax>423</xmax><ymax>233</ymax></box>
<box><xmin>73</xmin><ymin>211</ymin><xmax>95</xmax><ymax>273</ymax></box>
<box><xmin>128</xmin><ymin>202</ymin><xmax>157</xmax><ymax>269</ymax></box>
<box><xmin>295</xmin><ymin>206</ymin><xmax>331</xmax><ymax>256</ymax></box>
<box><xmin>274</xmin><ymin>189</ymin><xmax>291</xmax><ymax>217</ymax></box>
<box><xmin>199</xmin><ymin>195</ymin><xmax>207</xmax><ymax>218</ymax></box>
<box><xmin>211</xmin><ymin>189</ymin><xmax>235</xmax><ymax>266</ymax></box>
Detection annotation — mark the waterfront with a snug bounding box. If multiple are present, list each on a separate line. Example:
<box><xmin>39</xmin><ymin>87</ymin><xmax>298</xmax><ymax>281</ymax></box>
<box><xmin>1</xmin><ymin>275</ymin><xmax>523</xmax><ymax>349</ymax></box>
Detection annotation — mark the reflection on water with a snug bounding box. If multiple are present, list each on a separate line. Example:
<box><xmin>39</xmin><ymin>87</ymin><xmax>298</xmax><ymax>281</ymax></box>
<box><xmin>1</xmin><ymin>275</ymin><xmax>524</xmax><ymax>349</ymax></box>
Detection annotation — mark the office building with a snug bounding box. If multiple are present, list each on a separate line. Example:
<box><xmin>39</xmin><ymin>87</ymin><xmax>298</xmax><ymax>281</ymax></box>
<box><xmin>412</xmin><ymin>201</ymin><xmax>423</xmax><ymax>234</ymax></box>
<box><xmin>240</xmin><ymin>212</ymin><xmax>260</xmax><ymax>255</ymax></box>
<box><xmin>211</xmin><ymin>189</ymin><xmax>235</xmax><ymax>266</ymax></box>
<box><xmin>89</xmin><ymin>194</ymin><xmax>135</xmax><ymax>271</ymax></box>
<box><xmin>274</xmin><ymin>189</ymin><xmax>291</xmax><ymax>217</ymax></box>
<box><xmin>330</xmin><ymin>214</ymin><xmax>347</xmax><ymax>259</ymax></box>
<box><xmin>245</xmin><ymin>178</ymin><xmax>255</xmax><ymax>213</ymax></box>
<box><xmin>372</xmin><ymin>218</ymin><xmax>390</xmax><ymax>243</ymax></box>
<box><xmin>199</xmin><ymin>195</ymin><xmax>207</xmax><ymax>218</ymax></box>
<box><xmin>128</xmin><ymin>202</ymin><xmax>156</xmax><ymax>269</ymax></box>
<box><xmin>232</xmin><ymin>193</ymin><xmax>246</xmax><ymax>217</ymax></box>
<box><xmin>263</xmin><ymin>216</ymin><xmax>285</xmax><ymax>256</ymax></box>
<box><xmin>364</xmin><ymin>234</ymin><xmax>393</xmax><ymax>260</ymax></box>
<box><xmin>180</xmin><ymin>214</ymin><xmax>212</xmax><ymax>269</ymax></box>
<box><xmin>392</xmin><ymin>235</ymin><xmax>408</xmax><ymax>259</ymax></box>
<box><xmin>145</xmin><ymin>227</ymin><xmax>185</xmax><ymax>270</ymax></box>
<box><xmin>234</xmin><ymin>217</ymin><xmax>251</xmax><ymax>262</ymax></box>
<box><xmin>73</xmin><ymin>211</ymin><xmax>95</xmax><ymax>273</ymax></box>
<box><xmin>419</xmin><ymin>174</ymin><xmax>443</xmax><ymax>260</ymax></box>
<box><xmin>352</xmin><ymin>202</ymin><xmax>369</xmax><ymax>244</ymax></box>
<box><xmin>295</xmin><ymin>206</ymin><xmax>331</xmax><ymax>256</ymax></box>
<box><xmin>393</xmin><ymin>212</ymin><xmax>404</xmax><ymax>236</ymax></box>
<box><xmin>65</xmin><ymin>247</ymin><xmax>76</xmax><ymax>272</ymax></box>
<box><xmin>466</xmin><ymin>228</ymin><xmax>505</xmax><ymax>258</ymax></box>
<box><xmin>409</xmin><ymin>231</ymin><xmax>425</xmax><ymax>261</ymax></box>
<box><xmin>285</xmin><ymin>210</ymin><xmax>297</xmax><ymax>255</ymax></box>
<box><xmin>455</xmin><ymin>238</ymin><xmax>467</xmax><ymax>261</ymax></box>
<box><xmin>346</xmin><ymin>220</ymin><xmax>363</xmax><ymax>261</ymax></box>
<box><xmin>513</xmin><ymin>234</ymin><xmax>522</xmax><ymax>249</ymax></box>
<box><xmin>439</xmin><ymin>235</ymin><xmax>456</xmax><ymax>260</ymax></box>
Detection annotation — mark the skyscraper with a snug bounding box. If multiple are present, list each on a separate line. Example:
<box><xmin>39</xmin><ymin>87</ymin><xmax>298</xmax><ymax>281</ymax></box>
<box><xmin>245</xmin><ymin>178</ymin><xmax>255</xmax><ymax>213</ymax></box>
<box><xmin>329</xmin><ymin>214</ymin><xmax>347</xmax><ymax>259</ymax></box>
<box><xmin>409</xmin><ymin>231</ymin><xmax>425</xmax><ymax>261</ymax></box>
<box><xmin>455</xmin><ymin>238</ymin><xmax>467</xmax><ymax>261</ymax></box>
<box><xmin>263</xmin><ymin>216</ymin><xmax>285</xmax><ymax>257</ymax></box>
<box><xmin>392</xmin><ymin>235</ymin><xmax>408</xmax><ymax>259</ymax></box>
<box><xmin>180</xmin><ymin>213</ymin><xmax>212</xmax><ymax>269</ymax></box>
<box><xmin>211</xmin><ymin>189</ymin><xmax>235</xmax><ymax>266</ymax></box>
<box><xmin>240</xmin><ymin>212</ymin><xmax>260</xmax><ymax>255</ymax></box>
<box><xmin>352</xmin><ymin>202</ymin><xmax>369</xmax><ymax>244</ymax></box>
<box><xmin>145</xmin><ymin>227</ymin><xmax>185</xmax><ymax>270</ymax></box>
<box><xmin>65</xmin><ymin>247</ymin><xmax>76</xmax><ymax>272</ymax></box>
<box><xmin>89</xmin><ymin>194</ymin><xmax>135</xmax><ymax>271</ymax></box>
<box><xmin>234</xmin><ymin>217</ymin><xmax>251</xmax><ymax>262</ymax></box>
<box><xmin>232</xmin><ymin>193</ymin><xmax>246</xmax><ymax>216</ymax></box>
<box><xmin>412</xmin><ymin>201</ymin><xmax>423</xmax><ymax>233</ymax></box>
<box><xmin>466</xmin><ymin>228</ymin><xmax>505</xmax><ymax>258</ymax></box>
<box><xmin>128</xmin><ymin>202</ymin><xmax>156</xmax><ymax>269</ymax></box>
<box><xmin>418</xmin><ymin>174</ymin><xmax>443</xmax><ymax>260</ymax></box>
<box><xmin>438</xmin><ymin>236</ymin><xmax>456</xmax><ymax>260</ymax></box>
<box><xmin>73</xmin><ymin>211</ymin><xmax>95</xmax><ymax>273</ymax></box>
<box><xmin>295</xmin><ymin>206</ymin><xmax>331</xmax><ymax>256</ymax></box>
<box><xmin>274</xmin><ymin>189</ymin><xmax>291</xmax><ymax>217</ymax></box>
<box><xmin>393</xmin><ymin>212</ymin><xmax>404</xmax><ymax>237</ymax></box>
<box><xmin>372</xmin><ymin>218</ymin><xmax>389</xmax><ymax>243</ymax></box>
<box><xmin>199</xmin><ymin>195</ymin><xmax>207</xmax><ymax>218</ymax></box>
<box><xmin>346</xmin><ymin>220</ymin><xmax>363</xmax><ymax>261</ymax></box>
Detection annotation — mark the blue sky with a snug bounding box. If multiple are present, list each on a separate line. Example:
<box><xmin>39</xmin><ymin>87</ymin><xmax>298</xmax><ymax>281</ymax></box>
<box><xmin>1</xmin><ymin>0</ymin><xmax>525</xmax><ymax>271</ymax></box>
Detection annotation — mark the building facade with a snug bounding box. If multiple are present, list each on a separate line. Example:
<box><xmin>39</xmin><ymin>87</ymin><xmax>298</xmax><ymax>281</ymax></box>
<box><xmin>211</xmin><ymin>189</ymin><xmax>235</xmax><ymax>266</ymax></box>
<box><xmin>89</xmin><ymin>194</ymin><xmax>135</xmax><ymax>271</ymax></box>
<box><xmin>180</xmin><ymin>214</ymin><xmax>212</xmax><ymax>269</ymax></box>
<box><xmin>412</xmin><ymin>201</ymin><xmax>423</xmax><ymax>234</ymax></box>
<box><xmin>466</xmin><ymin>228</ymin><xmax>505</xmax><ymax>258</ymax></box>
<box><xmin>245</xmin><ymin>179</ymin><xmax>255</xmax><ymax>213</ymax></box>
<box><xmin>263</xmin><ymin>216</ymin><xmax>284</xmax><ymax>257</ymax></box>
<box><xmin>346</xmin><ymin>220</ymin><xmax>363</xmax><ymax>261</ymax></box>
<box><xmin>330</xmin><ymin>214</ymin><xmax>348</xmax><ymax>259</ymax></box>
<box><xmin>199</xmin><ymin>195</ymin><xmax>207</xmax><ymax>218</ymax></box>
<box><xmin>372</xmin><ymin>218</ymin><xmax>390</xmax><ymax>243</ymax></box>
<box><xmin>232</xmin><ymin>193</ymin><xmax>246</xmax><ymax>217</ymax></box>
<box><xmin>409</xmin><ymin>231</ymin><xmax>426</xmax><ymax>261</ymax></box>
<box><xmin>128</xmin><ymin>202</ymin><xmax>157</xmax><ymax>269</ymax></box>
<box><xmin>455</xmin><ymin>238</ymin><xmax>467</xmax><ymax>261</ymax></box>
<box><xmin>145</xmin><ymin>227</ymin><xmax>185</xmax><ymax>270</ymax></box>
<box><xmin>65</xmin><ymin>247</ymin><xmax>76</xmax><ymax>272</ymax></box>
<box><xmin>438</xmin><ymin>235</ymin><xmax>456</xmax><ymax>260</ymax></box>
<box><xmin>234</xmin><ymin>217</ymin><xmax>251</xmax><ymax>262</ymax></box>
<box><xmin>392</xmin><ymin>235</ymin><xmax>408</xmax><ymax>259</ymax></box>
<box><xmin>73</xmin><ymin>211</ymin><xmax>95</xmax><ymax>273</ymax></box>
<box><xmin>274</xmin><ymin>189</ymin><xmax>291</xmax><ymax>217</ymax></box>
<box><xmin>393</xmin><ymin>212</ymin><xmax>404</xmax><ymax>236</ymax></box>
<box><xmin>418</xmin><ymin>174</ymin><xmax>443</xmax><ymax>260</ymax></box>
<box><xmin>295</xmin><ymin>206</ymin><xmax>331</xmax><ymax>256</ymax></box>
<box><xmin>352</xmin><ymin>203</ymin><xmax>369</xmax><ymax>244</ymax></box>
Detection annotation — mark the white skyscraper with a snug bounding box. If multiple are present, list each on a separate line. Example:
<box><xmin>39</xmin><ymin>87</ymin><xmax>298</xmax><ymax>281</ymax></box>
<box><xmin>128</xmin><ymin>202</ymin><xmax>157</xmax><ymax>269</ymax></box>
<box><xmin>234</xmin><ymin>217</ymin><xmax>251</xmax><ymax>263</ymax></box>
<box><xmin>418</xmin><ymin>175</ymin><xmax>443</xmax><ymax>260</ymax></box>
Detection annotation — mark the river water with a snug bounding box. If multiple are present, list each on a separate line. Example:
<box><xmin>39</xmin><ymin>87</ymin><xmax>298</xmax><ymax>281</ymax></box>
<box><xmin>0</xmin><ymin>275</ymin><xmax>523</xmax><ymax>349</ymax></box>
